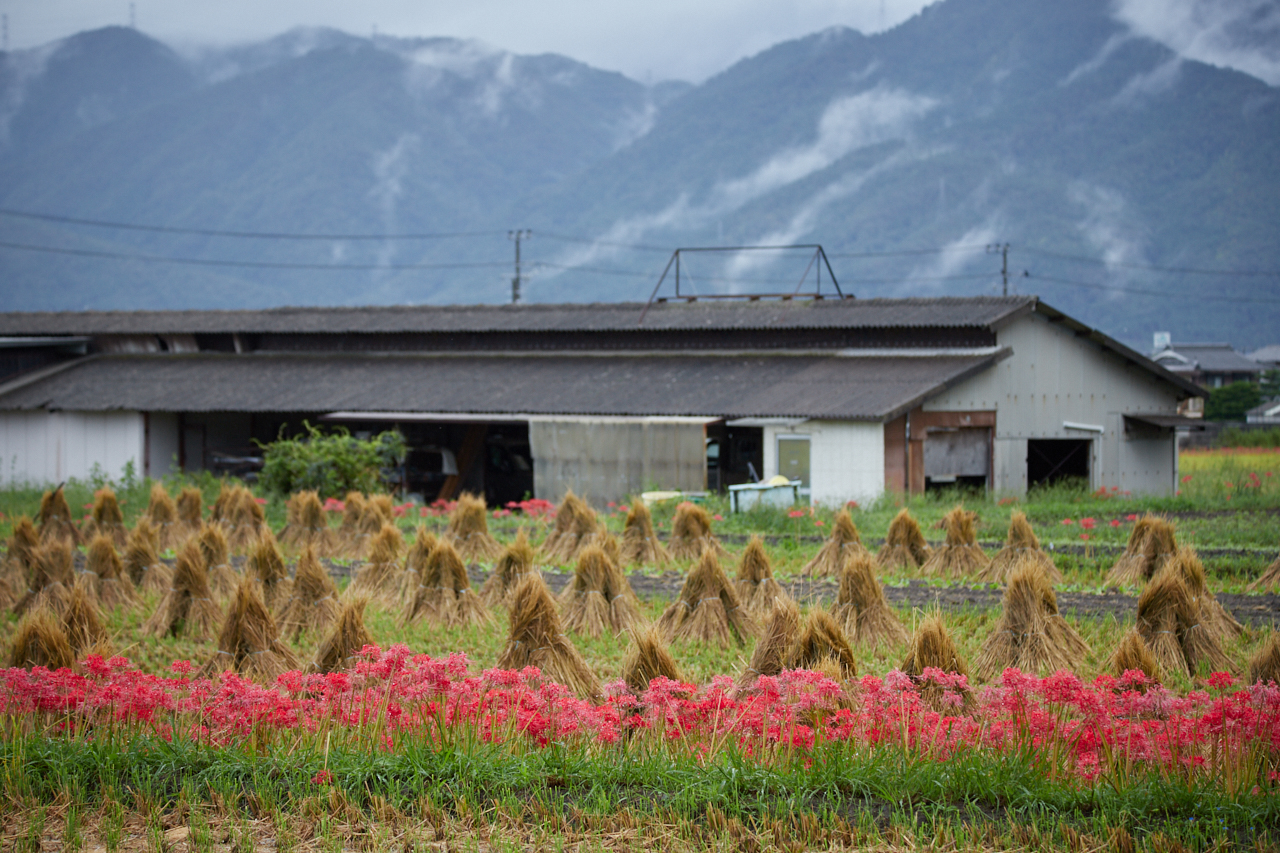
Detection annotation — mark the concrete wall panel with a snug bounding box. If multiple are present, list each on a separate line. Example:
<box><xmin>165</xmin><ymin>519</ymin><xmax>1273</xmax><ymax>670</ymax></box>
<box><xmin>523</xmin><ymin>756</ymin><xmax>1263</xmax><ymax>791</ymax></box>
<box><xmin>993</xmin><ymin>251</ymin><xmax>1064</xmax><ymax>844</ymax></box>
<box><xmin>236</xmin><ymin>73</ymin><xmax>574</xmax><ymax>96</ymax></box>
<box><xmin>0</xmin><ymin>410</ymin><xmax>145</xmax><ymax>486</ymax></box>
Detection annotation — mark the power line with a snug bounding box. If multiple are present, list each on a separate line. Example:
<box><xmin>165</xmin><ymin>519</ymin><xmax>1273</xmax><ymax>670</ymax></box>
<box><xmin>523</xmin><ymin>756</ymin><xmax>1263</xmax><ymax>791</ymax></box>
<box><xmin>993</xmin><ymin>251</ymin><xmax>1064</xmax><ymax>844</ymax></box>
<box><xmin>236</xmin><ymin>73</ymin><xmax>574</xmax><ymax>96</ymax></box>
<box><xmin>0</xmin><ymin>240</ymin><xmax>510</xmax><ymax>271</ymax></box>
<box><xmin>1026</xmin><ymin>272</ymin><xmax>1280</xmax><ymax>304</ymax></box>
<box><xmin>0</xmin><ymin>208</ymin><xmax>504</xmax><ymax>241</ymax></box>
<box><xmin>826</xmin><ymin>244</ymin><xmax>990</xmax><ymax>259</ymax></box>
<box><xmin>1018</xmin><ymin>247</ymin><xmax>1280</xmax><ymax>278</ymax></box>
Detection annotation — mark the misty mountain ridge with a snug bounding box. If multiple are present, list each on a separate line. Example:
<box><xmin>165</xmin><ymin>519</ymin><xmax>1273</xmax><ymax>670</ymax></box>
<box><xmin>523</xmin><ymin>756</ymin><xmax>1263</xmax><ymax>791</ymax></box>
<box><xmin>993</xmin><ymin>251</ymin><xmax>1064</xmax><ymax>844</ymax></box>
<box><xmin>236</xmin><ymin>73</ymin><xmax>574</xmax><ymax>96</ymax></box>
<box><xmin>0</xmin><ymin>0</ymin><xmax>1276</xmax><ymax>350</ymax></box>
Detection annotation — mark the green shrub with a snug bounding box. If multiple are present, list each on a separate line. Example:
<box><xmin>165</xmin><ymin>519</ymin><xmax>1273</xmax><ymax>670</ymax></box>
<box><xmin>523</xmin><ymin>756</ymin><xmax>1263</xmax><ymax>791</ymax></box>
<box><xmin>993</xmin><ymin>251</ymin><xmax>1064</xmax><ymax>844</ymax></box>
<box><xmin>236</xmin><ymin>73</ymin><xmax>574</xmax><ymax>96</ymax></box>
<box><xmin>1215</xmin><ymin>425</ymin><xmax>1280</xmax><ymax>448</ymax></box>
<box><xmin>1204</xmin><ymin>381</ymin><xmax>1260</xmax><ymax>420</ymax></box>
<box><xmin>256</xmin><ymin>422</ymin><xmax>406</xmax><ymax>498</ymax></box>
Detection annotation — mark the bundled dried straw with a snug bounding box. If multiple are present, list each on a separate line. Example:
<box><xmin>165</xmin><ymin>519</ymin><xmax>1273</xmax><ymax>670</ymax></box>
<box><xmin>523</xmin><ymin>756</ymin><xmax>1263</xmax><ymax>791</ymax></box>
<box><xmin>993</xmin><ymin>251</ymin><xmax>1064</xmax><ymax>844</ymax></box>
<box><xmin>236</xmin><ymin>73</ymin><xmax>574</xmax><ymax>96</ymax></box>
<box><xmin>1119</xmin><ymin>557</ymin><xmax>1235</xmax><ymax>680</ymax></box>
<box><xmin>37</xmin><ymin>486</ymin><xmax>79</xmax><ymax>545</ymax></box>
<box><xmin>497</xmin><ymin>573</ymin><xmax>601</xmax><ymax>700</ymax></box>
<box><xmin>921</xmin><ymin>506</ymin><xmax>990</xmax><ymax>579</ymax></box>
<box><xmin>620</xmin><ymin>499</ymin><xmax>671</xmax><ymax>567</ymax></box>
<box><xmin>311</xmin><ymin>597</ymin><xmax>376</xmax><ymax>673</ymax></box>
<box><xmin>803</xmin><ymin>509</ymin><xmax>869</xmax><ymax>577</ymax></box>
<box><xmin>734</xmin><ymin>535</ymin><xmax>791</xmax><ymax>616</ymax></box>
<box><xmin>403</xmin><ymin>539</ymin><xmax>490</xmax><ymax>627</ymax></box>
<box><xmin>446</xmin><ymin>493</ymin><xmax>503</xmax><ymax>562</ymax></box>
<box><xmin>980</xmin><ymin>511</ymin><xmax>1060</xmax><ymax>583</ymax></box>
<box><xmin>600</xmin><ymin>546</ymin><xmax>643</xmax><ymax>635</ymax></box>
<box><xmin>590</xmin><ymin>530</ymin><xmax>624</xmax><ymax>569</ymax></box>
<box><xmin>667</xmin><ymin>502</ymin><xmax>725</xmax><ymax>561</ymax></box>
<box><xmin>336</xmin><ymin>491</ymin><xmax>367</xmax><ymax>555</ymax></box>
<box><xmin>201</xmin><ymin>579</ymin><xmax>299</xmax><ymax>681</ymax></box>
<box><xmin>622</xmin><ymin>626</ymin><xmax>682</xmax><ymax>693</ymax></box>
<box><xmin>560</xmin><ymin>545</ymin><xmax>612</xmax><ymax>637</ymax></box>
<box><xmin>280</xmin><ymin>490</ymin><xmax>337</xmax><ymax>556</ymax></box>
<box><xmin>479</xmin><ymin>529</ymin><xmax>538</xmax><ymax>608</ymax></box>
<box><xmin>346</xmin><ymin>523</ymin><xmax>404</xmax><ymax>605</ymax></box>
<box><xmin>143</xmin><ymin>482</ymin><xmax>182</xmax><ymax>551</ymax></box>
<box><xmin>176</xmin><ymin>486</ymin><xmax>204</xmax><ymax>537</ymax></box>
<box><xmin>876</xmin><ymin>509</ymin><xmax>931</xmax><ymax>570</ymax></box>
<box><xmin>124</xmin><ymin>520</ymin><xmax>172</xmax><ymax>595</ymax></box>
<box><xmin>1107</xmin><ymin>630</ymin><xmax>1163</xmax><ymax>686</ymax></box>
<box><xmin>277</xmin><ymin>545</ymin><xmax>341</xmax><ymax>641</ymax></box>
<box><xmin>738</xmin><ymin>596</ymin><xmax>801</xmax><ymax>689</ymax></box>
<box><xmin>83</xmin><ymin>533</ymin><xmax>139</xmax><ymax>611</ymax></box>
<box><xmin>224</xmin><ymin>486</ymin><xmax>268</xmax><ymax>553</ymax></box>
<box><xmin>84</xmin><ymin>487</ymin><xmax>128</xmax><ymax>547</ymax></box>
<box><xmin>62</xmin><ymin>583</ymin><xmax>107</xmax><ymax>656</ymax></box>
<box><xmin>788</xmin><ymin>608</ymin><xmax>859</xmax><ymax>680</ymax></box>
<box><xmin>658</xmin><ymin>550</ymin><xmax>756</xmax><ymax>648</ymax></box>
<box><xmin>360</xmin><ymin>495</ymin><xmax>395</xmax><ymax>535</ymax></box>
<box><xmin>209</xmin><ymin>483</ymin><xmax>236</xmax><ymax>525</ymax></box>
<box><xmin>198</xmin><ymin>523</ymin><xmax>240</xmax><ymax>602</ymax></box>
<box><xmin>832</xmin><ymin>550</ymin><xmax>909</xmax><ymax>647</ymax></box>
<box><xmin>1162</xmin><ymin>546</ymin><xmax>1243</xmax><ymax>642</ymax></box>
<box><xmin>8</xmin><ymin>608</ymin><xmax>74</xmax><ymax>669</ymax></box>
<box><xmin>142</xmin><ymin>540</ymin><xmax>223</xmax><ymax>641</ymax></box>
<box><xmin>1</xmin><ymin>516</ymin><xmax>40</xmax><ymax>610</ymax></box>
<box><xmin>248</xmin><ymin>529</ymin><xmax>293</xmax><ymax>612</ymax></box>
<box><xmin>1249</xmin><ymin>555</ymin><xmax>1280</xmax><ymax>592</ymax></box>
<box><xmin>397</xmin><ymin>526</ymin><xmax>439</xmax><ymax>605</ymax></box>
<box><xmin>13</xmin><ymin>539</ymin><xmax>76</xmax><ymax>618</ymax></box>
<box><xmin>542</xmin><ymin>491</ymin><xmax>601</xmax><ymax>564</ymax></box>
<box><xmin>974</xmin><ymin>560</ymin><xmax>1090</xmax><ymax>680</ymax></box>
<box><xmin>900</xmin><ymin>615</ymin><xmax>974</xmax><ymax>711</ymax></box>
<box><xmin>1248</xmin><ymin>634</ymin><xmax>1280</xmax><ymax>686</ymax></box>
<box><xmin>1105</xmin><ymin>515</ymin><xmax>1177</xmax><ymax>586</ymax></box>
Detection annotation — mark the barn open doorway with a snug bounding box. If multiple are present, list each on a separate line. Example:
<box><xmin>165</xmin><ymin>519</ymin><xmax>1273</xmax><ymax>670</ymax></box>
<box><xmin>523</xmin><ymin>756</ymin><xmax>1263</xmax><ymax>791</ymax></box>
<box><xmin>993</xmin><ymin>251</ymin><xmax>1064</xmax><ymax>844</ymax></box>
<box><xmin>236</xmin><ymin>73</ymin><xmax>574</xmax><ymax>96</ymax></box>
<box><xmin>1027</xmin><ymin>439</ymin><xmax>1091</xmax><ymax>487</ymax></box>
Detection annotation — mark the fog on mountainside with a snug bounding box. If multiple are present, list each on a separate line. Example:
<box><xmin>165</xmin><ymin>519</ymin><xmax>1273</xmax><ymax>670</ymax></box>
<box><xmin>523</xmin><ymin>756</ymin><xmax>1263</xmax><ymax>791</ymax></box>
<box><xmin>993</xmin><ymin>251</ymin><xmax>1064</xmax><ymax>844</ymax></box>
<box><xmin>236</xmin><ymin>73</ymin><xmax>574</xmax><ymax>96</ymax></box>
<box><xmin>0</xmin><ymin>0</ymin><xmax>1275</xmax><ymax>350</ymax></box>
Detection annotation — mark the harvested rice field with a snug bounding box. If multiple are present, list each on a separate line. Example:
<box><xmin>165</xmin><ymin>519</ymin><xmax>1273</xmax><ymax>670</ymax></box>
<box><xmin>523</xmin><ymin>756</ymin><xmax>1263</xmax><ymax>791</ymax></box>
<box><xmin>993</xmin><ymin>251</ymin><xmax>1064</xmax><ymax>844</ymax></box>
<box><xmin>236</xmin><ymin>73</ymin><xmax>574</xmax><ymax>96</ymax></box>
<box><xmin>2</xmin><ymin>453</ymin><xmax>1280</xmax><ymax>852</ymax></box>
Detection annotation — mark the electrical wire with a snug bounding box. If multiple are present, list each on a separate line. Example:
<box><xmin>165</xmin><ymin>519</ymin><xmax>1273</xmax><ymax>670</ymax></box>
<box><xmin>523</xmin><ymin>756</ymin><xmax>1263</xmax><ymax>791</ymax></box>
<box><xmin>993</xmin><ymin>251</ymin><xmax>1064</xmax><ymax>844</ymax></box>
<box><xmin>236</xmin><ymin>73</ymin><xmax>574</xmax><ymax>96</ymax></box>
<box><xmin>0</xmin><ymin>208</ymin><xmax>504</xmax><ymax>241</ymax></box>
<box><xmin>1026</xmin><ymin>272</ymin><xmax>1280</xmax><ymax>305</ymax></box>
<box><xmin>1018</xmin><ymin>247</ymin><xmax>1280</xmax><ymax>278</ymax></box>
<box><xmin>0</xmin><ymin>240</ymin><xmax>510</xmax><ymax>271</ymax></box>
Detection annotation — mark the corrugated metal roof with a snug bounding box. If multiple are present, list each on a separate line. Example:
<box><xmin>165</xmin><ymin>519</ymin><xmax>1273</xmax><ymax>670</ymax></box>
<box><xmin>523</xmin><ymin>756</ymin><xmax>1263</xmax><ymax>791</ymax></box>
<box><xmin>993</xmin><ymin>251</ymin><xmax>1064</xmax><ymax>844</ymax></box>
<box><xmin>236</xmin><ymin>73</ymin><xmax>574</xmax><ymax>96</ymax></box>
<box><xmin>0</xmin><ymin>296</ymin><xmax>1035</xmax><ymax>336</ymax></box>
<box><xmin>0</xmin><ymin>350</ymin><xmax>1009</xmax><ymax>421</ymax></box>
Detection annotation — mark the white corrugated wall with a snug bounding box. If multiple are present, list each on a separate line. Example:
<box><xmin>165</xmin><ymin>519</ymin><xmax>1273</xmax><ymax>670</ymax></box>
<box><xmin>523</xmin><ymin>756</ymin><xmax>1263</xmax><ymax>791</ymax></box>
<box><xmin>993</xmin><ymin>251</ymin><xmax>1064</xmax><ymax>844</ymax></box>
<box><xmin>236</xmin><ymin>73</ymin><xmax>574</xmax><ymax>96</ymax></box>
<box><xmin>764</xmin><ymin>419</ymin><xmax>884</xmax><ymax>507</ymax></box>
<box><xmin>0</xmin><ymin>410</ymin><xmax>146</xmax><ymax>485</ymax></box>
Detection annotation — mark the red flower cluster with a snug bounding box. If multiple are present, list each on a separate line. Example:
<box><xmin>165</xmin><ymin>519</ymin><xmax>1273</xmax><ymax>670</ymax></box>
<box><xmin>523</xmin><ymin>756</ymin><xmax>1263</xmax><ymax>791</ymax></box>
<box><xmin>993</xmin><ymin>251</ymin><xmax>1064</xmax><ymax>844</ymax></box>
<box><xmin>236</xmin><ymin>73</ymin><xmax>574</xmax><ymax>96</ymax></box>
<box><xmin>3</xmin><ymin>649</ymin><xmax>1279</xmax><ymax>792</ymax></box>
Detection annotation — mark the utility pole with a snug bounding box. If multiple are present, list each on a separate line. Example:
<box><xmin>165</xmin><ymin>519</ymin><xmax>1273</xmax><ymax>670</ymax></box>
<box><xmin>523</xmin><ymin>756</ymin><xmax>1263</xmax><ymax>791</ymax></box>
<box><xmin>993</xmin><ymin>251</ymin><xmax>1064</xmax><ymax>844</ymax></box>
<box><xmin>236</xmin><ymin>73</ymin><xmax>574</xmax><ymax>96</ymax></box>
<box><xmin>987</xmin><ymin>242</ymin><xmax>1010</xmax><ymax>296</ymax></box>
<box><xmin>508</xmin><ymin>229</ymin><xmax>531</xmax><ymax>304</ymax></box>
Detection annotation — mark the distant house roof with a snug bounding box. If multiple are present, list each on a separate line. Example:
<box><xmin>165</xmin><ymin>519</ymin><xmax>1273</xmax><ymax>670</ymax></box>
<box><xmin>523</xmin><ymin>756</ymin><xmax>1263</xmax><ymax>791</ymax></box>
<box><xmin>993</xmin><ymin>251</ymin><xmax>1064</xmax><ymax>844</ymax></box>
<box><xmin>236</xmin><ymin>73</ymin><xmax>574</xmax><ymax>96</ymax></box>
<box><xmin>0</xmin><ymin>349</ymin><xmax>1010</xmax><ymax>422</ymax></box>
<box><xmin>1152</xmin><ymin>343</ymin><xmax>1263</xmax><ymax>375</ymax></box>
<box><xmin>1246</xmin><ymin>400</ymin><xmax>1280</xmax><ymax>423</ymax></box>
<box><xmin>1249</xmin><ymin>345</ymin><xmax>1280</xmax><ymax>367</ymax></box>
<box><xmin>0</xmin><ymin>297</ymin><xmax>1036</xmax><ymax>336</ymax></box>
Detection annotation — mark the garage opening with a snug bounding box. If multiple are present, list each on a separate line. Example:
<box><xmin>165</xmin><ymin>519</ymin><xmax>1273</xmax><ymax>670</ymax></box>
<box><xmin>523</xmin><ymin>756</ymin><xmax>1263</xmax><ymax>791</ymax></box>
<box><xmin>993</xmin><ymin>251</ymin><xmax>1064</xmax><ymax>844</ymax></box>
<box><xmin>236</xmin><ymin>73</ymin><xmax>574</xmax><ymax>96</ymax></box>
<box><xmin>1027</xmin><ymin>439</ymin><xmax>1090</xmax><ymax>488</ymax></box>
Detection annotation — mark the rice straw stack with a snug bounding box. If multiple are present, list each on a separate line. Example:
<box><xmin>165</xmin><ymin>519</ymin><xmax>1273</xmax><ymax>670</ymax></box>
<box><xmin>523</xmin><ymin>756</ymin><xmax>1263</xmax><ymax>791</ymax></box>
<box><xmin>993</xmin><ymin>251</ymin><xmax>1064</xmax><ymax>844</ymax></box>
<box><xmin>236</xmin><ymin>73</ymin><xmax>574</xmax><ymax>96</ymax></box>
<box><xmin>541</xmin><ymin>491</ymin><xmax>600</xmax><ymax>564</ymax></box>
<box><xmin>479</xmin><ymin>529</ymin><xmax>538</xmax><ymax>608</ymax></box>
<box><xmin>1162</xmin><ymin>546</ymin><xmax>1243</xmax><ymax>641</ymax></box>
<box><xmin>247</xmin><ymin>529</ymin><xmax>293</xmax><ymax>612</ymax></box>
<box><xmin>277</xmin><ymin>545</ymin><xmax>342</xmax><ymax>641</ymax></box>
<box><xmin>82</xmin><ymin>533</ymin><xmax>139</xmax><ymax>611</ymax></box>
<box><xmin>733</xmin><ymin>535</ymin><xmax>791</xmax><ymax>615</ymax></box>
<box><xmin>900</xmin><ymin>615</ymin><xmax>974</xmax><ymax>711</ymax></box>
<box><xmin>13</xmin><ymin>539</ymin><xmax>76</xmax><ymax>618</ymax></box>
<box><xmin>560</xmin><ymin>546</ymin><xmax>613</xmax><ymax>638</ymax></box>
<box><xmin>980</xmin><ymin>511</ymin><xmax>1060</xmax><ymax>583</ymax></box>
<box><xmin>397</xmin><ymin>526</ymin><xmax>439</xmax><ymax>606</ymax></box>
<box><xmin>200</xmin><ymin>579</ymin><xmax>299</xmax><ymax>681</ymax></box>
<box><xmin>84</xmin><ymin>487</ymin><xmax>128</xmax><ymax>547</ymax></box>
<box><xmin>620</xmin><ymin>499</ymin><xmax>671</xmax><ymax>567</ymax></box>
<box><xmin>1107</xmin><ymin>630</ymin><xmax>1163</xmax><ymax>686</ymax></box>
<box><xmin>973</xmin><ymin>560</ymin><xmax>1089</xmax><ymax>680</ymax></box>
<box><xmin>622</xmin><ymin>626</ymin><xmax>682</xmax><ymax>693</ymax></box>
<box><xmin>832</xmin><ymin>550</ymin><xmax>909</xmax><ymax>647</ymax></box>
<box><xmin>198</xmin><ymin>523</ymin><xmax>240</xmax><ymax>602</ymax></box>
<box><xmin>787</xmin><ymin>608</ymin><xmax>859</xmax><ymax>680</ymax></box>
<box><xmin>497</xmin><ymin>573</ymin><xmax>601</xmax><ymax>700</ymax></box>
<box><xmin>143</xmin><ymin>483</ymin><xmax>183</xmax><ymax>551</ymax></box>
<box><xmin>737</xmin><ymin>596</ymin><xmax>801</xmax><ymax>689</ymax></box>
<box><xmin>311</xmin><ymin>597</ymin><xmax>377</xmax><ymax>673</ymax></box>
<box><xmin>803</xmin><ymin>509</ymin><xmax>869</xmax><ymax>577</ymax></box>
<box><xmin>876</xmin><ymin>509</ymin><xmax>931</xmax><ymax>570</ymax></box>
<box><xmin>8</xmin><ymin>608</ymin><xmax>75</xmax><ymax>669</ymax></box>
<box><xmin>1249</xmin><ymin>555</ymin><xmax>1280</xmax><ymax>592</ymax></box>
<box><xmin>345</xmin><ymin>523</ymin><xmax>404</xmax><ymax>605</ymax></box>
<box><xmin>657</xmin><ymin>550</ymin><xmax>756</xmax><ymax>648</ymax></box>
<box><xmin>920</xmin><ymin>506</ymin><xmax>990</xmax><ymax>579</ymax></box>
<box><xmin>403</xmin><ymin>539</ymin><xmax>490</xmax><ymax>627</ymax></box>
<box><xmin>446</xmin><ymin>493</ymin><xmax>503</xmax><ymax>562</ymax></box>
<box><xmin>142</xmin><ymin>539</ymin><xmax>223</xmax><ymax>641</ymax></box>
<box><xmin>666</xmin><ymin>502</ymin><xmax>725</xmax><ymax>561</ymax></box>
<box><xmin>1249</xmin><ymin>634</ymin><xmax>1280</xmax><ymax>686</ymax></box>
<box><xmin>62</xmin><ymin>583</ymin><xmax>107</xmax><ymax>657</ymax></box>
<box><xmin>37</xmin><ymin>487</ymin><xmax>79</xmax><ymax>546</ymax></box>
<box><xmin>1105</xmin><ymin>515</ymin><xmax>1177</xmax><ymax>586</ymax></box>
<box><xmin>279</xmin><ymin>490</ymin><xmax>337</xmax><ymax>556</ymax></box>
<box><xmin>123</xmin><ymin>520</ymin><xmax>172</xmax><ymax>595</ymax></box>
<box><xmin>175</xmin><ymin>487</ymin><xmax>204</xmax><ymax>539</ymax></box>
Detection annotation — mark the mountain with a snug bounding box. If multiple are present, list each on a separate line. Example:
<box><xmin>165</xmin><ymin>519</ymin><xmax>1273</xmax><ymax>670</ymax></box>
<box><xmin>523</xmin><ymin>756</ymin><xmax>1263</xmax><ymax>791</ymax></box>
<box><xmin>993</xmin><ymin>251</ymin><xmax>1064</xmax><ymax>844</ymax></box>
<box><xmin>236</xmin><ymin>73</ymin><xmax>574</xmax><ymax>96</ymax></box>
<box><xmin>0</xmin><ymin>0</ymin><xmax>1276</xmax><ymax>349</ymax></box>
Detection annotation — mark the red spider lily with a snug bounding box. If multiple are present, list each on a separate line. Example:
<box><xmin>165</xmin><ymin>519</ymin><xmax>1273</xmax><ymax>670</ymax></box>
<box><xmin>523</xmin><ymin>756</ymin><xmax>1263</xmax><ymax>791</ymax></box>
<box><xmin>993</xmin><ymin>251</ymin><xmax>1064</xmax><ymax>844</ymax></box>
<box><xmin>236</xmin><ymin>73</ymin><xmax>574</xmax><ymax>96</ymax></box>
<box><xmin>788</xmin><ymin>510</ymin><xmax>806</xmax><ymax>518</ymax></box>
<box><xmin>1061</xmin><ymin>518</ymin><xmax>1075</xmax><ymax>525</ymax></box>
<box><xmin>1081</xmin><ymin>518</ymin><xmax>1096</xmax><ymax>529</ymax></box>
<box><xmin>1110</xmin><ymin>519</ymin><xmax>1121</xmax><ymax>527</ymax></box>
<box><xmin>323</xmin><ymin>498</ymin><xmax>345</xmax><ymax>513</ymax></box>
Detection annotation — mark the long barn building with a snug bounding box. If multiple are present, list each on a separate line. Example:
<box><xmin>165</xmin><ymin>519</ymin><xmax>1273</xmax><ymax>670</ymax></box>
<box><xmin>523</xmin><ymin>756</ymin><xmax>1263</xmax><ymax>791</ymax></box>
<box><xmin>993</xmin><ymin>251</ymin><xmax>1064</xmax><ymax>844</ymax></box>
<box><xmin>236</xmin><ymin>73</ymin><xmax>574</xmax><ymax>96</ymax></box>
<box><xmin>0</xmin><ymin>296</ymin><xmax>1201</xmax><ymax>505</ymax></box>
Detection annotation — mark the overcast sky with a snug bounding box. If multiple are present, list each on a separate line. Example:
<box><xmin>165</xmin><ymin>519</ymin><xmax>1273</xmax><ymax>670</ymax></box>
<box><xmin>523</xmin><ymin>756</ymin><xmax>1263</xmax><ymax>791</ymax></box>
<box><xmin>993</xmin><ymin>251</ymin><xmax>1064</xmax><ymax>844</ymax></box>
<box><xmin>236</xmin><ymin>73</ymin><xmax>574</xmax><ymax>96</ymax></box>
<box><xmin>2</xmin><ymin>0</ymin><xmax>1276</xmax><ymax>85</ymax></box>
